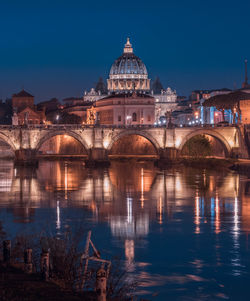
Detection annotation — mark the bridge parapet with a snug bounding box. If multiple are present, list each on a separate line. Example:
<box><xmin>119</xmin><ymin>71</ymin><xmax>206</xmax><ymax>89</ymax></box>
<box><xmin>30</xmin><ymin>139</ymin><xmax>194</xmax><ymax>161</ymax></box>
<box><xmin>0</xmin><ymin>125</ymin><xmax>247</xmax><ymax>162</ymax></box>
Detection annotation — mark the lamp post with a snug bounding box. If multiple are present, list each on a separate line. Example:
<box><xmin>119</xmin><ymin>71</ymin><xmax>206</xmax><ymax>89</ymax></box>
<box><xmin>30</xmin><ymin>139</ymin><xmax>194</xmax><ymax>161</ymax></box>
<box><xmin>126</xmin><ymin>115</ymin><xmax>131</xmax><ymax>126</ymax></box>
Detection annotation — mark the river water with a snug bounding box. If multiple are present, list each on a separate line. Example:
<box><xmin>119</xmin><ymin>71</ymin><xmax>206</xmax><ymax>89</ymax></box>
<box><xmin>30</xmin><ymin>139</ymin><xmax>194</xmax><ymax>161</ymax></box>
<box><xmin>0</xmin><ymin>159</ymin><xmax>250</xmax><ymax>300</ymax></box>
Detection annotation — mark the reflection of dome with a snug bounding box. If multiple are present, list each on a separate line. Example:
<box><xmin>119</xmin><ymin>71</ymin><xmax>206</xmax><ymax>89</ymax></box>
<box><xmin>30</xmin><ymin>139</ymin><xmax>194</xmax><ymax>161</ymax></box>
<box><xmin>109</xmin><ymin>215</ymin><xmax>149</xmax><ymax>238</ymax></box>
<box><xmin>107</xmin><ymin>38</ymin><xmax>150</xmax><ymax>93</ymax></box>
<box><xmin>109</xmin><ymin>161</ymin><xmax>156</xmax><ymax>192</ymax></box>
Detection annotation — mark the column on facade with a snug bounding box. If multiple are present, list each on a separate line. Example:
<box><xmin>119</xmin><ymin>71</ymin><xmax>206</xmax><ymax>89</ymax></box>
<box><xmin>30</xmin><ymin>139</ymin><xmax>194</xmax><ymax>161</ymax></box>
<box><xmin>108</xmin><ymin>79</ymin><xmax>112</xmax><ymax>91</ymax></box>
<box><xmin>123</xmin><ymin>104</ymin><xmax>126</xmax><ymax>125</ymax></box>
<box><xmin>125</xmin><ymin>107</ymin><xmax>127</xmax><ymax>125</ymax></box>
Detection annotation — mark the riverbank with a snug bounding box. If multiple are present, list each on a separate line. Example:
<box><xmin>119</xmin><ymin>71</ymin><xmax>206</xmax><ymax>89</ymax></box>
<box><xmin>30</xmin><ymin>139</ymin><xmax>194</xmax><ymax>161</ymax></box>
<box><xmin>3</xmin><ymin>155</ymin><xmax>250</xmax><ymax>174</ymax></box>
<box><xmin>154</xmin><ymin>157</ymin><xmax>234</xmax><ymax>169</ymax></box>
<box><xmin>155</xmin><ymin>157</ymin><xmax>250</xmax><ymax>175</ymax></box>
<box><xmin>180</xmin><ymin>157</ymin><xmax>236</xmax><ymax>169</ymax></box>
<box><xmin>0</xmin><ymin>262</ymin><xmax>94</xmax><ymax>301</ymax></box>
<box><xmin>0</xmin><ymin>225</ymin><xmax>136</xmax><ymax>301</ymax></box>
<box><xmin>93</xmin><ymin>156</ymin><xmax>250</xmax><ymax>174</ymax></box>
<box><xmin>229</xmin><ymin>159</ymin><xmax>250</xmax><ymax>174</ymax></box>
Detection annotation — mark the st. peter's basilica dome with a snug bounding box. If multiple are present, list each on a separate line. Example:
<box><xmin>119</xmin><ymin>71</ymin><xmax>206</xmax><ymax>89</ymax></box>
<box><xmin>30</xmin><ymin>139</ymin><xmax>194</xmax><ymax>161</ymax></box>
<box><xmin>107</xmin><ymin>38</ymin><xmax>150</xmax><ymax>93</ymax></box>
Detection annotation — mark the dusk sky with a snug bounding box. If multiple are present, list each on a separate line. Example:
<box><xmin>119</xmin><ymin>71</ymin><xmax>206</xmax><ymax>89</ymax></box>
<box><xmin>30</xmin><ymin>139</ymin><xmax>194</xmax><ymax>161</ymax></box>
<box><xmin>0</xmin><ymin>0</ymin><xmax>250</xmax><ymax>102</ymax></box>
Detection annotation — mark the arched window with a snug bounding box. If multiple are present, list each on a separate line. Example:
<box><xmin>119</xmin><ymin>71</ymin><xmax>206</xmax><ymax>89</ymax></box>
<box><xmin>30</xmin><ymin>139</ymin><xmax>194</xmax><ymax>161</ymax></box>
<box><xmin>132</xmin><ymin>112</ymin><xmax>137</xmax><ymax>122</ymax></box>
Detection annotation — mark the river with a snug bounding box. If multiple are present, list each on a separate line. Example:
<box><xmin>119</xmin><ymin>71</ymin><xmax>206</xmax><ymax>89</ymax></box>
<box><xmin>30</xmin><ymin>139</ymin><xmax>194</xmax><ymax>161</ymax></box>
<box><xmin>0</xmin><ymin>159</ymin><xmax>250</xmax><ymax>300</ymax></box>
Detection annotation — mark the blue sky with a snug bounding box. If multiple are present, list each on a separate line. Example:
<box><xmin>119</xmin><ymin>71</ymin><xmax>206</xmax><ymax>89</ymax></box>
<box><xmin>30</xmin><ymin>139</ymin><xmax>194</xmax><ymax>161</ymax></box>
<box><xmin>0</xmin><ymin>0</ymin><xmax>249</xmax><ymax>101</ymax></box>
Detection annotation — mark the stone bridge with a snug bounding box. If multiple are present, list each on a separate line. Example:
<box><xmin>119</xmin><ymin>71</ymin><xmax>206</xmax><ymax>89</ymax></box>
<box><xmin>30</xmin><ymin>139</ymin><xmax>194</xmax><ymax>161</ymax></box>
<box><xmin>0</xmin><ymin>125</ymin><xmax>247</xmax><ymax>163</ymax></box>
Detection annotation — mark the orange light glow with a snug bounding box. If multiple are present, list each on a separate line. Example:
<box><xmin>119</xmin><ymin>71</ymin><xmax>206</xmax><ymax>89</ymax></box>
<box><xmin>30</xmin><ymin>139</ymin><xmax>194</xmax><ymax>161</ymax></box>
<box><xmin>215</xmin><ymin>192</ymin><xmax>220</xmax><ymax>234</ymax></box>
<box><xmin>195</xmin><ymin>191</ymin><xmax>200</xmax><ymax>234</ymax></box>
<box><xmin>157</xmin><ymin>196</ymin><xmax>163</xmax><ymax>224</ymax></box>
<box><xmin>140</xmin><ymin>168</ymin><xmax>144</xmax><ymax>208</ymax></box>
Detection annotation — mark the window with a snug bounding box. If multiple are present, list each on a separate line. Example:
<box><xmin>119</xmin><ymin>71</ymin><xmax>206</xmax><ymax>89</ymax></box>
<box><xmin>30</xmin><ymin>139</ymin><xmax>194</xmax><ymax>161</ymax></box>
<box><xmin>148</xmin><ymin>115</ymin><xmax>151</xmax><ymax>122</ymax></box>
<box><xmin>118</xmin><ymin>115</ymin><xmax>121</xmax><ymax>122</ymax></box>
<box><xmin>132</xmin><ymin>112</ymin><xmax>137</xmax><ymax>122</ymax></box>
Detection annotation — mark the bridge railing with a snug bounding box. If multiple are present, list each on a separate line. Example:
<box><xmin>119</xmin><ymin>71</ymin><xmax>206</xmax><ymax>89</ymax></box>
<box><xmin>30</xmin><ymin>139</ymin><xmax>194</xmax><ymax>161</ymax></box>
<box><xmin>0</xmin><ymin>123</ymin><xmax>238</xmax><ymax>130</ymax></box>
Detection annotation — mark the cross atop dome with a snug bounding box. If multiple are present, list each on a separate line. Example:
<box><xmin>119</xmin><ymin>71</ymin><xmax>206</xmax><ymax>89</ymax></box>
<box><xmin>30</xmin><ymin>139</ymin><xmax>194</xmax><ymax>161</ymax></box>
<box><xmin>124</xmin><ymin>37</ymin><xmax>133</xmax><ymax>53</ymax></box>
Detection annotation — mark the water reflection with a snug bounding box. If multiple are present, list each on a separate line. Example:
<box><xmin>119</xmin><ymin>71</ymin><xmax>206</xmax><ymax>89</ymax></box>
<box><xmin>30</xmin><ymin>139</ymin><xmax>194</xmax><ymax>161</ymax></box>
<box><xmin>56</xmin><ymin>200</ymin><xmax>61</xmax><ymax>231</ymax></box>
<box><xmin>0</xmin><ymin>160</ymin><xmax>250</xmax><ymax>299</ymax></box>
<box><xmin>0</xmin><ymin>160</ymin><xmax>247</xmax><ymax>237</ymax></box>
<box><xmin>195</xmin><ymin>191</ymin><xmax>200</xmax><ymax>234</ymax></box>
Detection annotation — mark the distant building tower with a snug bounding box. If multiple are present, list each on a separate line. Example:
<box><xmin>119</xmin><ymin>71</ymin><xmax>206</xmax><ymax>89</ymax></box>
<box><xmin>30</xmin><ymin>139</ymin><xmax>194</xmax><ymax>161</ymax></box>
<box><xmin>12</xmin><ymin>89</ymin><xmax>35</xmax><ymax>112</ymax></box>
<box><xmin>152</xmin><ymin>77</ymin><xmax>163</xmax><ymax>94</ymax></box>
<box><xmin>154</xmin><ymin>88</ymin><xmax>178</xmax><ymax>123</ymax></box>
<box><xmin>242</xmin><ymin>59</ymin><xmax>250</xmax><ymax>89</ymax></box>
<box><xmin>11</xmin><ymin>89</ymin><xmax>45</xmax><ymax>125</ymax></box>
<box><xmin>83</xmin><ymin>88</ymin><xmax>105</xmax><ymax>102</ymax></box>
<box><xmin>95</xmin><ymin>77</ymin><xmax>107</xmax><ymax>94</ymax></box>
<box><xmin>150</xmin><ymin>77</ymin><xmax>178</xmax><ymax>124</ymax></box>
<box><xmin>107</xmin><ymin>38</ymin><xmax>150</xmax><ymax>93</ymax></box>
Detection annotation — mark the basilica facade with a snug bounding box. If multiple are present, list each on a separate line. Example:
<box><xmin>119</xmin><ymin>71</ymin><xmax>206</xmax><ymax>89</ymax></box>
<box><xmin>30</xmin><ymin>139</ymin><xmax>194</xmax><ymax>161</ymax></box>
<box><xmin>95</xmin><ymin>93</ymin><xmax>155</xmax><ymax>125</ymax></box>
<box><xmin>95</xmin><ymin>39</ymin><xmax>155</xmax><ymax>125</ymax></box>
<box><xmin>65</xmin><ymin>38</ymin><xmax>178</xmax><ymax>126</ymax></box>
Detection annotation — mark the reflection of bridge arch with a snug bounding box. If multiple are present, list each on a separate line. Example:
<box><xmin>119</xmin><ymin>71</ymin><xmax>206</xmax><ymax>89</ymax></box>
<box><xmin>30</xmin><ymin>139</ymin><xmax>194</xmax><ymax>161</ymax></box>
<box><xmin>36</xmin><ymin>130</ymin><xmax>89</xmax><ymax>155</ymax></box>
<box><xmin>179</xmin><ymin>129</ymin><xmax>232</xmax><ymax>157</ymax></box>
<box><xmin>0</xmin><ymin>132</ymin><xmax>16</xmax><ymax>152</ymax></box>
<box><xmin>107</xmin><ymin>130</ymin><xmax>160</xmax><ymax>155</ymax></box>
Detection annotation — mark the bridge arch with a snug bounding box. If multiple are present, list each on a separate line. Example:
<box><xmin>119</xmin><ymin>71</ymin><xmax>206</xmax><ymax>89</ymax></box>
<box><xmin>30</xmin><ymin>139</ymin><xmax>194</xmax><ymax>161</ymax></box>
<box><xmin>36</xmin><ymin>130</ymin><xmax>90</xmax><ymax>156</ymax></box>
<box><xmin>106</xmin><ymin>130</ymin><xmax>160</xmax><ymax>156</ymax></box>
<box><xmin>178</xmin><ymin>129</ymin><xmax>232</xmax><ymax>157</ymax></box>
<box><xmin>0</xmin><ymin>132</ymin><xmax>16</xmax><ymax>151</ymax></box>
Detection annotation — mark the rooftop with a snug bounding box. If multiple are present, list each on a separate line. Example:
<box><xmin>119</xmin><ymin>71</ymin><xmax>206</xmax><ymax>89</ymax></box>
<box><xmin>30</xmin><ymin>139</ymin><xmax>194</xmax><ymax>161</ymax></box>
<box><xmin>192</xmin><ymin>88</ymin><xmax>232</xmax><ymax>94</ymax></box>
<box><xmin>13</xmin><ymin>89</ymin><xmax>34</xmax><ymax>98</ymax></box>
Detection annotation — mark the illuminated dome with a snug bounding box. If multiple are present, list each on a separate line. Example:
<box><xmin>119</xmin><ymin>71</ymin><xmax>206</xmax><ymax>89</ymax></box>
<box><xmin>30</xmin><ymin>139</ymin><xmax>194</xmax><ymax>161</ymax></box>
<box><xmin>107</xmin><ymin>38</ymin><xmax>150</xmax><ymax>93</ymax></box>
<box><xmin>110</xmin><ymin>41</ymin><xmax>148</xmax><ymax>76</ymax></box>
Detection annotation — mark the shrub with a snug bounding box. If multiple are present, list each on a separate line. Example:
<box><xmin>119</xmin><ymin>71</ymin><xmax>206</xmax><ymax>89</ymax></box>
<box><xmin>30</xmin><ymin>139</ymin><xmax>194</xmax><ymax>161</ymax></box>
<box><xmin>182</xmin><ymin>135</ymin><xmax>212</xmax><ymax>158</ymax></box>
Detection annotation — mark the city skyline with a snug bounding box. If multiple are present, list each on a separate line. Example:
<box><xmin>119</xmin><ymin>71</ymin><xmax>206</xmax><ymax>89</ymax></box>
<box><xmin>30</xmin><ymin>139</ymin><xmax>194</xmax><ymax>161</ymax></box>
<box><xmin>0</xmin><ymin>0</ymin><xmax>250</xmax><ymax>101</ymax></box>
